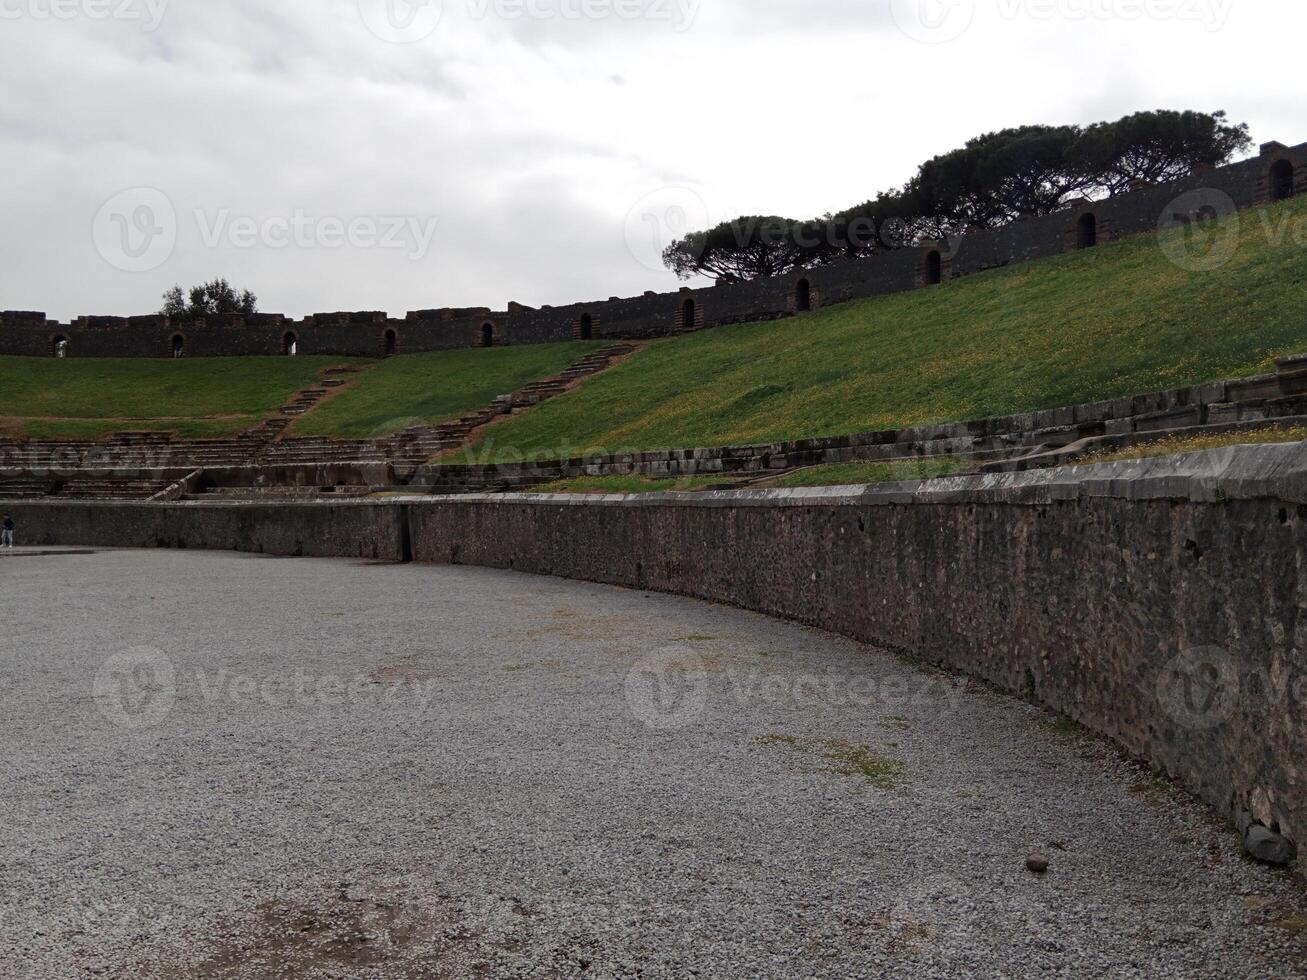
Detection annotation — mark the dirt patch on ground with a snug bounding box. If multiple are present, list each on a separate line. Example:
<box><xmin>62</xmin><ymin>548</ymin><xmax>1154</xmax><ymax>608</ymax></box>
<box><xmin>153</xmin><ymin>883</ymin><xmax>477</xmax><ymax>979</ymax></box>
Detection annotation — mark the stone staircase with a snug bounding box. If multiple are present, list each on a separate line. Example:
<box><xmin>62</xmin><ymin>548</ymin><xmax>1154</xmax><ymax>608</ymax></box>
<box><xmin>0</xmin><ymin>370</ymin><xmax>362</xmax><ymax>499</ymax></box>
<box><xmin>406</xmin><ymin>354</ymin><xmax>1307</xmax><ymax>495</ymax></box>
<box><xmin>7</xmin><ymin>349</ymin><xmax>1307</xmax><ymax>501</ymax></box>
<box><xmin>509</xmin><ymin>344</ymin><xmax>637</xmax><ymax>407</ymax></box>
<box><xmin>244</xmin><ymin>370</ymin><xmax>357</xmax><ymax>445</ymax></box>
<box><xmin>0</xmin><ymin>346</ymin><xmax>639</xmax><ymax>499</ymax></box>
<box><xmin>254</xmin><ymin>343</ymin><xmax>637</xmax><ymax>475</ymax></box>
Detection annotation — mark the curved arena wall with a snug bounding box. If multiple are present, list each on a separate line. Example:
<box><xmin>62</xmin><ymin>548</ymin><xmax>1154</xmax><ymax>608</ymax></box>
<box><xmin>5</xmin><ymin>442</ymin><xmax>1304</xmax><ymax>865</ymax></box>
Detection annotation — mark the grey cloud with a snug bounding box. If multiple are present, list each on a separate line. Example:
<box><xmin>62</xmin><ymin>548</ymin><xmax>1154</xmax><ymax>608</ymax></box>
<box><xmin>0</xmin><ymin>1</ymin><xmax>1301</xmax><ymax>323</ymax></box>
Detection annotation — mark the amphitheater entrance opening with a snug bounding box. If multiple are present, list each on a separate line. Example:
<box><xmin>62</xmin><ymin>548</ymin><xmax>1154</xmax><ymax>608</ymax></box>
<box><xmin>1077</xmin><ymin>212</ymin><xmax>1098</xmax><ymax>249</ymax></box>
<box><xmin>680</xmin><ymin>298</ymin><xmax>697</xmax><ymax>330</ymax></box>
<box><xmin>51</xmin><ymin>335</ymin><xmax>69</xmax><ymax>358</ymax></box>
<box><xmin>383</xmin><ymin>329</ymin><xmax>398</xmax><ymax>357</ymax></box>
<box><xmin>170</xmin><ymin>334</ymin><xmax>185</xmax><ymax>358</ymax></box>
<box><xmin>579</xmin><ymin>314</ymin><xmax>594</xmax><ymax>340</ymax></box>
<box><xmin>1271</xmin><ymin>159</ymin><xmax>1296</xmax><ymax>201</ymax></box>
<box><xmin>925</xmin><ymin>251</ymin><xmax>942</xmax><ymax>286</ymax></box>
<box><xmin>481</xmin><ymin>323</ymin><xmax>495</xmax><ymax>348</ymax></box>
<box><xmin>282</xmin><ymin>332</ymin><xmax>298</xmax><ymax>356</ymax></box>
<box><xmin>795</xmin><ymin>278</ymin><xmax>812</xmax><ymax>313</ymax></box>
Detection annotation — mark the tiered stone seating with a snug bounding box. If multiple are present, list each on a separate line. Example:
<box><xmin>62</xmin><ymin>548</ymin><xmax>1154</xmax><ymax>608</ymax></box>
<box><xmin>0</xmin><ymin>344</ymin><xmax>642</xmax><ymax>499</ymax></box>
<box><xmin>257</xmin><ymin>346</ymin><xmax>637</xmax><ymax>471</ymax></box>
<box><xmin>255</xmin><ymin>437</ymin><xmax>390</xmax><ymax>465</ymax></box>
<box><xmin>167</xmin><ymin>439</ymin><xmax>265</xmax><ymax>467</ymax></box>
<box><xmin>197</xmin><ymin>485</ymin><xmax>374</xmax><ymax>500</ymax></box>
<box><xmin>0</xmin><ymin>441</ymin><xmax>96</xmax><ymax>470</ymax></box>
<box><xmin>0</xmin><ymin>473</ymin><xmax>55</xmax><ymax>498</ymax></box>
<box><xmin>57</xmin><ymin>476</ymin><xmax>176</xmax><ymax>500</ymax></box>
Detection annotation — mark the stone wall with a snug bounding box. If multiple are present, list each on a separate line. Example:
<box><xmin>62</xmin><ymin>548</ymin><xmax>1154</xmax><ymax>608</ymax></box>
<box><xmin>7</xmin><ymin>141</ymin><xmax>1305</xmax><ymax>359</ymax></box>
<box><xmin>6</xmin><ymin>499</ymin><xmax>405</xmax><ymax>560</ymax></box>
<box><xmin>408</xmin><ymin>445</ymin><xmax>1307</xmax><ymax>865</ymax></box>
<box><xmin>5</xmin><ymin>443</ymin><xmax>1305</xmax><ymax>866</ymax></box>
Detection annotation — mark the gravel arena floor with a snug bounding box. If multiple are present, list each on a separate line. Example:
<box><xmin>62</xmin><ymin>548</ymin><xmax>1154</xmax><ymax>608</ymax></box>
<box><xmin>1</xmin><ymin>548</ymin><xmax>1305</xmax><ymax>979</ymax></box>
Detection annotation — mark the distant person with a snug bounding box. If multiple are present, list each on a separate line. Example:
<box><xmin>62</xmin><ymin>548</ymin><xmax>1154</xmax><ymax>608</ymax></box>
<box><xmin>1</xmin><ymin>514</ymin><xmax>13</xmax><ymax>549</ymax></box>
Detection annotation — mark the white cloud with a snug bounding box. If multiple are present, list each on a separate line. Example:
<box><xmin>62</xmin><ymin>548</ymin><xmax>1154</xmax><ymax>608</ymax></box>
<box><xmin>0</xmin><ymin>0</ymin><xmax>1301</xmax><ymax>321</ymax></box>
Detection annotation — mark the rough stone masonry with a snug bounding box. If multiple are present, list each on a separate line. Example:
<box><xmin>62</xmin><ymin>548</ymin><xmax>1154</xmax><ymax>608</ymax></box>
<box><xmin>6</xmin><ymin>441</ymin><xmax>1307</xmax><ymax>870</ymax></box>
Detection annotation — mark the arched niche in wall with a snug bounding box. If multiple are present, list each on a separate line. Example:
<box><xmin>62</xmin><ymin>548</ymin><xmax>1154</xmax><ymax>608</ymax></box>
<box><xmin>1077</xmin><ymin>212</ymin><xmax>1098</xmax><ymax>249</ymax></box>
<box><xmin>579</xmin><ymin>313</ymin><xmax>594</xmax><ymax>340</ymax></box>
<box><xmin>1270</xmin><ymin>159</ymin><xmax>1296</xmax><ymax>201</ymax></box>
<box><xmin>925</xmin><ymin>250</ymin><xmax>943</xmax><ymax>286</ymax></box>
<box><xmin>794</xmin><ymin>278</ymin><xmax>812</xmax><ymax>313</ymax></box>
<box><xmin>283</xmin><ymin>331</ymin><xmax>299</xmax><ymax>356</ymax></box>
<box><xmin>51</xmin><ymin>335</ymin><xmax>69</xmax><ymax>358</ymax></box>
<box><xmin>680</xmin><ymin>297</ymin><xmax>698</xmax><ymax>330</ymax></box>
<box><xmin>170</xmin><ymin>334</ymin><xmax>186</xmax><ymax>359</ymax></box>
<box><xmin>383</xmin><ymin>329</ymin><xmax>398</xmax><ymax>357</ymax></box>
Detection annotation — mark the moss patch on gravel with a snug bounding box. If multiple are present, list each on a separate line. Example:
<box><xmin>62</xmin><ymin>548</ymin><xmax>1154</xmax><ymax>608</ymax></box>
<box><xmin>1043</xmin><ymin>716</ymin><xmax>1092</xmax><ymax>741</ymax></box>
<box><xmin>756</xmin><ymin>735</ymin><xmax>906</xmax><ymax>789</ymax></box>
<box><xmin>1275</xmin><ymin>916</ymin><xmax>1307</xmax><ymax>936</ymax></box>
<box><xmin>1129</xmin><ymin>774</ymin><xmax>1176</xmax><ymax>810</ymax></box>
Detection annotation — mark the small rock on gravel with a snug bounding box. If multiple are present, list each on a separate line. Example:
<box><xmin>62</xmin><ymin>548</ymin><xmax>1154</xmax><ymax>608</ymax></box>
<box><xmin>1245</xmin><ymin>826</ymin><xmax>1295</xmax><ymax>866</ymax></box>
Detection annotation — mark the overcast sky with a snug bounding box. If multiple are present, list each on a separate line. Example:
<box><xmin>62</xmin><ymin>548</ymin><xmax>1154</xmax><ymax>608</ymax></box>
<box><xmin>0</xmin><ymin>0</ymin><xmax>1301</xmax><ymax>321</ymax></box>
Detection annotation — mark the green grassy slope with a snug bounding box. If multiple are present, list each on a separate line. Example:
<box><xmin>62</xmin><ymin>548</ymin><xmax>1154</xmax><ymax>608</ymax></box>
<box><xmin>0</xmin><ymin>341</ymin><xmax>603</xmax><ymax>441</ymax></box>
<box><xmin>463</xmin><ymin>196</ymin><xmax>1307</xmax><ymax>460</ymax></box>
<box><xmin>0</xmin><ymin>355</ymin><xmax>360</xmax><ymax>439</ymax></box>
<box><xmin>291</xmin><ymin>341</ymin><xmax>603</xmax><ymax>438</ymax></box>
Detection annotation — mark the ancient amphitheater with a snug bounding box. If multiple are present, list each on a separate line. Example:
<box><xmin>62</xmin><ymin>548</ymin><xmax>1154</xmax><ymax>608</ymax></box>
<box><xmin>3</xmin><ymin>144</ymin><xmax>1307</xmax><ymax>978</ymax></box>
